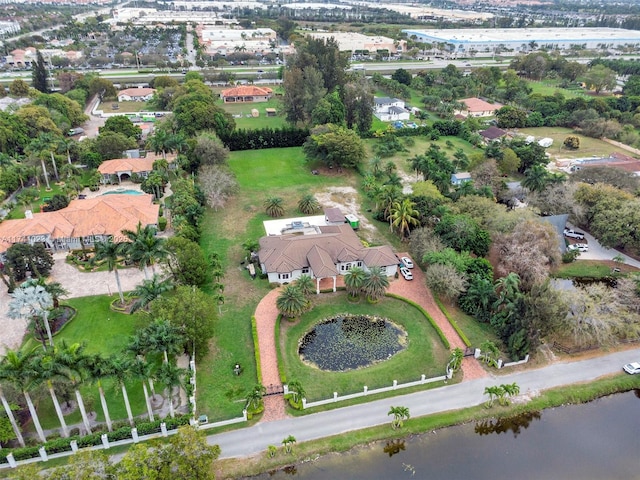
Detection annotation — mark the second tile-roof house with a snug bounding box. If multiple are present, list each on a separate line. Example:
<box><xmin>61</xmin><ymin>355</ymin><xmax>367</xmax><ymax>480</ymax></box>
<box><xmin>456</xmin><ymin>97</ymin><xmax>502</xmax><ymax>117</ymax></box>
<box><xmin>220</xmin><ymin>86</ymin><xmax>273</xmax><ymax>103</ymax></box>
<box><xmin>117</xmin><ymin>87</ymin><xmax>157</xmax><ymax>102</ymax></box>
<box><xmin>258</xmin><ymin>224</ymin><xmax>399</xmax><ymax>293</ymax></box>
<box><xmin>0</xmin><ymin>194</ymin><xmax>159</xmax><ymax>258</ymax></box>
<box><xmin>98</xmin><ymin>154</ymin><xmax>176</xmax><ymax>184</ymax></box>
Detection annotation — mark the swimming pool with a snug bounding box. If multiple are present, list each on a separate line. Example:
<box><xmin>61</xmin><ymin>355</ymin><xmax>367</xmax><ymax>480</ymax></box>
<box><xmin>100</xmin><ymin>189</ymin><xmax>145</xmax><ymax>196</ymax></box>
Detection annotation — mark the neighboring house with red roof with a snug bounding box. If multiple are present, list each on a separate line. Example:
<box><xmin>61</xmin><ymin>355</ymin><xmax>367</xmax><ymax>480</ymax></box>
<box><xmin>117</xmin><ymin>87</ymin><xmax>156</xmax><ymax>102</ymax></box>
<box><xmin>258</xmin><ymin>224</ymin><xmax>399</xmax><ymax>293</ymax></box>
<box><xmin>0</xmin><ymin>194</ymin><xmax>159</xmax><ymax>259</ymax></box>
<box><xmin>220</xmin><ymin>86</ymin><xmax>273</xmax><ymax>103</ymax></box>
<box><xmin>98</xmin><ymin>153</ymin><xmax>176</xmax><ymax>183</ymax></box>
<box><xmin>456</xmin><ymin>97</ymin><xmax>502</xmax><ymax>117</ymax></box>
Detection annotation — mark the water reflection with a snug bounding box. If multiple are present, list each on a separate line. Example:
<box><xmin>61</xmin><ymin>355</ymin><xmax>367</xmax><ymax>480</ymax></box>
<box><xmin>252</xmin><ymin>392</ymin><xmax>640</xmax><ymax>480</ymax></box>
<box><xmin>474</xmin><ymin>411</ymin><xmax>542</xmax><ymax>438</ymax></box>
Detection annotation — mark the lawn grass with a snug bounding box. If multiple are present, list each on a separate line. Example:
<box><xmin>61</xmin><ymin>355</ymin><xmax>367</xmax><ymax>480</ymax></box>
<box><xmin>438</xmin><ymin>300</ymin><xmax>503</xmax><ymax>352</ymax></box>
<box><xmin>517</xmin><ymin>127</ymin><xmax>624</xmax><ymax>159</ymax></box>
<box><xmin>6</xmin><ymin>183</ymin><xmax>66</xmax><ymax>219</ymax></box>
<box><xmin>23</xmin><ymin>296</ymin><xmax>151</xmax><ymax>432</ymax></box>
<box><xmin>552</xmin><ymin>260</ymin><xmax>620</xmax><ymax>278</ymax></box>
<box><xmin>98</xmin><ymin>101</ymin><xmax>151</xmax><ymax>113</ymax></box>
<box><xmin>217</xmin><ymin>98</ymin><xmax>287</xmax><ymax>130</ymax></box>
<box><xmin>195</xmin><ymin>147</ymin><xmax>351</xmax><ymax>420</ymax></box>
<box><xmin>280</xmin><ymin>292</ymin><xmax>450</xmax><ymax>401</ymax></box>
<box><xmin>528</xmin><ymin>80</ymin><xmax>589</xmax><ymax>99</ymax></box>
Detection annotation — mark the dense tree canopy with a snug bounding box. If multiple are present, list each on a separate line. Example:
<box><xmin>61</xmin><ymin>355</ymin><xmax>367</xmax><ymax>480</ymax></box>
<box><xmin>303</xmin><ymin>123</ymin><xmax>366</xmax><ymax>169</ymax></box>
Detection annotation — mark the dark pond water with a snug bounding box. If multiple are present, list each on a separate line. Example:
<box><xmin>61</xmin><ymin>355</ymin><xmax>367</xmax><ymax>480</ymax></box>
<box><xmin>298</xmin><ymin>315</ymin><xmax>407</xmax><ymax>371</ymax></box>
<box><xmin>551</xmin><ymin>277</ymin><xmax>617</xmax><ymax>291</ymax></box>
<box><xmin>258</xmin><ymin>391</ymin><xmax>640</xmax><ymax>479</ymax></box>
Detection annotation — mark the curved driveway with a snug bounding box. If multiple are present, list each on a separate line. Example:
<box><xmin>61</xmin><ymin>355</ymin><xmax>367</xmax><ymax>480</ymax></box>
<box><xmin>208</xmin><ymin>346</ymin><xmax>640</xmax><ymax>458</ymax></box>
<box><xmin>570</xmin><ymin>225</ymin><xmax>640</xmax><ymax>268</ymax></box>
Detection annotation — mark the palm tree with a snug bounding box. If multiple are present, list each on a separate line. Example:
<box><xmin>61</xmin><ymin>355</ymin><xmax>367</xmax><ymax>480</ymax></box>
<box><xmin>297</xmin><ymin>194</ymin><xmax>320</xmax><ymax>214</ymax></box>
<box><xmin>131</xmin><ymin>357</ymin><xmax>155</xmax><ymax>421</ymax></box>
<box><xmin>147</xmin><ymin>129</ymin><xmax>171</xmax><ymax>160</ymax></box>
<box><xmin>36</xmin><ymin>349</ymin><xmax>70</xmax><ymax>437</ymax></box>
<box><xmin>282</xmin><ymin>435</ymin><xmax>296</xmax><ymax>454</ymax></box>
<box><xmin>23</xmin><ymin>278</ymin><xmax>67</xmax><ymax>309</ymax></box>
<box><xmin>276</xmin><ymin>285</ymin><xmax>309</xmax><ymax>319</ymax></box>
<box><xmin>362</xmin><ymin>267</ymin><xmax>390</xmax><ymax>303</ymax></box>
<box><xmin>57</xmin><ymin>341</ymin><xmax>93</xmax><ymax>435</ymax></box>
<box><xmin>495</xmin><ymin>273</ymin><xmax>521</xmax><ymax>304</ymax></box>
<box><xmin>0</xmin><ymin>384</ymin><xmax>25</xmax><ymax>447</ymax></box>
<box><xmin>522</xmin><ymin>164</ymin><xmax>550</xmax><ymax>193</ymax></box>
<box><xmin>369</xmin><ymin>155</ymin><xmax>383</xmax><ymax>178</ymax></box>
<box><xmin>501</xmin><ymin>382</ymin><xmax>520</xmax><ymax>405</ymax></box>
<box><xmin>0</xmin><ymin>349</ymin><xmax>46</xmax><ymax>443</ymax></box>
<box><xmin>86</xmin><ymin>355</ymin><xmax>114</xmax><ymax>432</ymax></box>
<box><xmin>8</xmin><ymin>284</ymin><xmax>54</xmax><ymax>349</ymax></box>
<box><xmin>144</xmin><ymin>318</ymin><xmax>185</xmax><ymax>364</ymax></box>
<box><xmin>264</xmin><ymin>196</ymin><xmax>285</xmax><ymax>218</ymax></box>
<box><xmin>344</xmin><ymin>267</ymin><xmax>366</xmax><ymax>299</ymax></box>
<box><xmin>122</xmin><ymin>222</ymin><xmax>167</xmax><ymax>279</ymax></box>
<box><xmin>447</xmin><ymin>348</ymin><xmax>464</xmax><ymax>374</ymax></box>
<box><xmin>484</xmin><ymin>385</ymin><xmax>502</xmax><ymax>408</ymax></box>
<box><xmin>389</xmin><ymin>198</ymin><xmax>420</xmax><ymax>239</ymax></box>
<box><xmin>93</xmin><ymin>238</ymin><xmax>127</xmax><ymax>306</ymax></box>
<box><xmin>245</xmin><ymin>384</ymin><xmax>266</xmax><ymax>412</ymax></box>
<box><xmin>377</xmin><ymin>185</ymin><xmax>402</xmax><ymax>221</ymax></box>
<box><xmin>295</xmin><ymin>274</ymin><xmax>315</xmax><ymax>297</ymax></box>
<box><xmin>154</xmin><ymin>361</ymin><xmax>185</xmax><ymax>419</ymax></box>
<box><xmin>388</xmin><ymin>405</ymin><xmax>410</xmax><ymax>430</ymax></box>
<box><xmin>287</xmin><ymin>380</ymin><xmax>305</xmax><ymax>404</ymax></box>
<box><xmin>130</xmin><ymin>275</ymin><xmax>174</xmax><ymax>313</ymax></box>
<box><xmin>110</xmin><ymin>356</ymin><xmax>135</xmax><ymax>427</ymax></box>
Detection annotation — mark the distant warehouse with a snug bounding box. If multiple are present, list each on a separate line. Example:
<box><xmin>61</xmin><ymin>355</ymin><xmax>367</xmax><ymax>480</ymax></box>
<box><xmin>401</xmin><ymin>27</ymin><xmax>640</xmax><ymax>56</ymax></box>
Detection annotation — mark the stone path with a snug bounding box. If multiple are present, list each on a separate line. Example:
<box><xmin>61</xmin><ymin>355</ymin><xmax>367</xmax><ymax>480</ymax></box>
<box><xmin>0</xmin><ymin>252</ymin><xmax>146</xmax><ymax>356</ymax></box>
<box><xmin>253</xmin><ymin>288</ymin><xmax>288</xmax><ymax>422</ymax></box>
<box><xmin>387</xmin><ymin>254</ymin><xmax>487</xmax><ymax>381</ymax></box>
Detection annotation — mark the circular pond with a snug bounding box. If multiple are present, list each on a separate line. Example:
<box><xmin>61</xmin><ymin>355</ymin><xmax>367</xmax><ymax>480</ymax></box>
<box><xmin>298</xmin><ymin>314</ymin><xmax>408</xmax><ymax>371</ymax></box>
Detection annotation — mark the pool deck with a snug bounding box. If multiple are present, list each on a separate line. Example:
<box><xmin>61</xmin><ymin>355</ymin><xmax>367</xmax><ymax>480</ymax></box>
<box><xmin>80</xmin><ymin>182</ymin><xmax>143</xmax><ymax>199</ymax></box>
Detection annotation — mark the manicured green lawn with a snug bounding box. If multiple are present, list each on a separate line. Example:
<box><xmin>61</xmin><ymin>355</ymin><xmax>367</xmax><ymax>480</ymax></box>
<box><xmin>218</xmin><ymin>98</ymin><xmax>287</xmax><ymax>130</ymax></box>
<box><xmin>98</xmin><ymin>101</ymin><xmax>152</xmax><ymax>113</ymax></box>
<box><xmin>23</xmin><ymin>296</ymin><xmax>151</xmax><ymax>432</ymax></box>
<box><xmin>438</xmin><ymin>301</ymin><xmax>503</xmax><ymax>352</ymax></box>
<box><xmin>552</xmin><ymin>260</ymin><xmax>620</xmax><ymax>279</ymax></box>
<box><xmin>528</xmin><ymin>80</ymin><xmax>589</xmax><ymax>99</ymax></box>
<box><xmin>280</xmin><ymin>293</ymin><xmax>450</xmax><ymax>401</ymax></box>
<box><xmin>6</xmin><ymin>183</ymin><xmax>66</xmax><ymax>219</ymax></box>
<box><xmin>518</xmin><ymin>127</ymin><xmax>623</xmax><ymax>159</ymax></box>
<box><xmin>195</xmin><ymin>147</ymin><xmax>350</xmax><ymax>420</ymax></box>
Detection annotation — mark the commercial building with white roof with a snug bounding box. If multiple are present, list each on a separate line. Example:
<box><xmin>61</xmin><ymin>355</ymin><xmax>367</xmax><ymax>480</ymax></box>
<box><xmin>305</xmin><ymin>32</ymin><xmax>406</xmax><ymax>53</ymax></box>
<box><xmin>401</xmin><ymin>27</ymin><xmax>640</xmax><ymax>55</ymax></box>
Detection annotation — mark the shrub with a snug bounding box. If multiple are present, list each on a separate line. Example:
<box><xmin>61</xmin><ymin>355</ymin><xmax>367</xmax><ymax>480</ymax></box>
<box><xmin>158</xmin><ymin>217</ymin><xmax>168</xmax><ymax>231</ymax></box>
<box><xmin>563</xmin><ymin>135</ymin><xmax>580</xmax><ymax>150</ymax></box>
<box><xmin>251</xmin><ymin>316</ymin><xmax>263</xmax><ymax>384</ymax></box>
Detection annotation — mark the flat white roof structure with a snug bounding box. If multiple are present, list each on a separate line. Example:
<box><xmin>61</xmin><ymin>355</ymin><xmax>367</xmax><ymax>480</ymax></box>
<box><xmin>379</xmin><ymin>4</ymin><xmax>493</xmax><ymax>22</ymax></box>
<box><xmin>402</xmin><ymin>27</ymin><xmax>640</xmax><ymax>54</ymax></box>
<box><xmin>306</xmin><ymin>32</ymin><xmax>406</xmax><ymax>53</ymax></box>
<box><xmin>263</xmin><ymin>215</ymin><xmax>327</xmax><ymax>236</ymax></box>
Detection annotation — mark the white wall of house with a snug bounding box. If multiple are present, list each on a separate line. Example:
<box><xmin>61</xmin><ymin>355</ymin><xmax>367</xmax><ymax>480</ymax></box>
<box><xmin>376</xmin><ymin>111</ymin><xmax>411</xmax><ymax>121</ymax></box>
<box><xmin>265</xmin><ymin>261</ymin><xmax>397</xmax><ymax>284</ymax></box>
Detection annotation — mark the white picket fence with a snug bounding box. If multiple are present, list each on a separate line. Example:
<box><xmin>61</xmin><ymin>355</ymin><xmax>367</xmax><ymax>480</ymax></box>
<box><xmin>474</xmin><ymin>348</ymin><xmax>530</xmax><ymax>369</ymax></box>
<box><xmin>299</xmin><ymin>372</ymin><xmax>451</xmax><ymax>410</ymax></box>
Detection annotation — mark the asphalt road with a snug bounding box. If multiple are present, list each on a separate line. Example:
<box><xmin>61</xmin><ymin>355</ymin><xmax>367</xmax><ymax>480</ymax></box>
<box><xmin>206</xmin><ymin>346</ymin><xmax>640</xmax><ymax>459</ymax></box>
<box><xmin>566</xmin><ymin>223</ymin><xmax>640</xmax><ymax>268</ymax></box>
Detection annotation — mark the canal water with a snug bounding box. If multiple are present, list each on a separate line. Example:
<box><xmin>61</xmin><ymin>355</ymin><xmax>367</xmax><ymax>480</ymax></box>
<box><xmin>255</xmin><ymin>391</ymin><xmax>640</xmax><ymax>479</ymax></box>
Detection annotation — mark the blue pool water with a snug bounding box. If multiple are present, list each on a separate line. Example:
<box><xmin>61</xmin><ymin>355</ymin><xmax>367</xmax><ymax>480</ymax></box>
<box><xmin>100</xmin><ymin>189</ymin><xmax>144</xmax><ymax>196</ymax></box>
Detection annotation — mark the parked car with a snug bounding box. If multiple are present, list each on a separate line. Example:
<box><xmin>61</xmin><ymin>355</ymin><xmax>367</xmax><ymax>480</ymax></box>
<box><xmin>567</xmin><ymin>243</ymin><xmax>589</xmax><ymax>252</ymax></box>
<box><xmin>400</xmin><ymin>257</ymin><xmax>414</xmax><ymax>269</ymax></box>
<box><xmin>400</xmin><ymin>266</ymin><xmax>413</xmax><ymax>281</ymax></box>
<box><xmin>564</xmin><ymin>228</ymin><xmax>585</xmax><ymax>240</ymax></box>
<box><xmin>623</xmin><ymin>362</ymin><xmax>640</xmax><ymax>374</ymax></box>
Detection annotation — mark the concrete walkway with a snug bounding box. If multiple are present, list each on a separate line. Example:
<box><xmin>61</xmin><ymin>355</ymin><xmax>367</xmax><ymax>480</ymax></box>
<box><xmin>207</xmin><ymin>346</ymin><xmax>640</xmax><ymax>459</ymax></box>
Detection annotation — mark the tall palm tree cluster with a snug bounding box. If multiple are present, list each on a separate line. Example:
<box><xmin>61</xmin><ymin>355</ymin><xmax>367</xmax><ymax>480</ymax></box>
<box><xmin>0</xmin><ymin>319</ymin><xmax>187</xmax><ymax>447</ymax></box>
<box><xmin>276</xmin><ymin>275</ymin><xmax>315</xmax><ymax>319</ymax></box>
<box><xmin>344</xmin><ymin>266</ymin><xmax>390</xmax><ymax>303</ymax></box>
<box><xmin>93</xmin><ymin>222</ymin><xmax>169</xmax><ymax>307</ymax></box>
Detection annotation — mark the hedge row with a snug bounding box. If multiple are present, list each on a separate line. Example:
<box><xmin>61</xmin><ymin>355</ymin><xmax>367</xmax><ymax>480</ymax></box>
<box><xmin>251</xmin><ymin>316</ymin><xmax>262</xmax><ymax>385</ymax></box>
<box><xmin>274</xmin><ymin>314</ymin><xmax>286</xmax><ymax>384</ymax></box>
<box><xmin>0</xmin><ymin>415</ymin><xmax>191</xmax><ymax>463</ymax></box>
<box><xmin>434</xmin><ymin>297</ymin><xmax>471</xmax><ymax>347</ymax></box>
<box><xmin>220</xmin><ymin>126</ymin><xmax>310</xmax><ymax>151</ymax></box>
<box><xmin>385</xmin><ymin>293</ymin><xmax>450</xmax><ymax>349</ymax></box>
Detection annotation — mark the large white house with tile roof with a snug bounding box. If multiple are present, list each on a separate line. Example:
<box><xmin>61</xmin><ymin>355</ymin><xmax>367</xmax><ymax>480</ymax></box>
<box><xmin>258</xmin><ymin>224</ymin><xmax>398</xmax><ymax>293</ymax></box>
